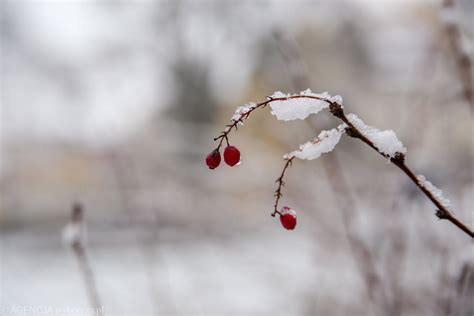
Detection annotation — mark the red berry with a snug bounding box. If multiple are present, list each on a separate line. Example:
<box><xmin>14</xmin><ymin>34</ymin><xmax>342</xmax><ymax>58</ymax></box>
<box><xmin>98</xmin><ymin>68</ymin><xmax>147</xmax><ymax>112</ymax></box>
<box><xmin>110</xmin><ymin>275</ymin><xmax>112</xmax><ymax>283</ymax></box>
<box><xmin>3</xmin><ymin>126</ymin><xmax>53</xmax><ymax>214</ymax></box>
<box><xmin>224</xmin><ymin>146</ymin><xmax>240</xmax><ymax>166</ymax></box>
<box><xmin>206</xmin><ymin>149</ymin><xmax>221</xmax><ymax>169</ymax></box>
<box><xmin>280</xmin><ymin>206</ymin><xmax>297</xmax><ymax>230</ymax></box>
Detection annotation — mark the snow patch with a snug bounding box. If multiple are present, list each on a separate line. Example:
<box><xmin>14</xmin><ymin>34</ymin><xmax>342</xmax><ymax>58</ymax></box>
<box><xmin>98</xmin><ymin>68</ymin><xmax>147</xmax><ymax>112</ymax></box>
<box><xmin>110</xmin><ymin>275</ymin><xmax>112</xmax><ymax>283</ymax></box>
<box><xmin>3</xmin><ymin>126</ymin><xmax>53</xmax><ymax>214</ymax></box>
<box><xmin>269</xmin><ymin>89</ymin><xmax>342</xmax><ymax>121</ymax></box>
<box><xmin>417</xmin><ymin>175</ymin><xmax>451</xmax><ymax>210</ymax></box>
<box><xmin>62</xmin><ymin>222</ymin><xmax>85</xmax><ymax>246</ymax></box>
<box><xmin>281</xmin><ymin>206</ymin><xmax>297</xmax><ymax>216</ymax></box>
<box><xmin>347</xmin><ymin>113</ymin><xmax>406</xmax><ymax>158</ymax></box>
<box><xmin>231</xmin><ymin>102</ymin><xmax>257</xmax><ymax>125</ymax></box>
<box><xmin>285</xmin><ymin>127</ymin><xmax>344</xmax><ymax>160</ymax></box>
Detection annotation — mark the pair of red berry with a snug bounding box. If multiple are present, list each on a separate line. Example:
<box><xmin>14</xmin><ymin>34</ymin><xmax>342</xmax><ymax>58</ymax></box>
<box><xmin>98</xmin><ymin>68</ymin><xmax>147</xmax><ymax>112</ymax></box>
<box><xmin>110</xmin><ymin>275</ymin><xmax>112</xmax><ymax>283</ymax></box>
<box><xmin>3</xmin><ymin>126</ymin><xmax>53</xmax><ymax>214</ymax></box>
<box><xmin>206</xmin><ymin>146</ymin><xmax>240</xmax><ymax>169</ymax></box>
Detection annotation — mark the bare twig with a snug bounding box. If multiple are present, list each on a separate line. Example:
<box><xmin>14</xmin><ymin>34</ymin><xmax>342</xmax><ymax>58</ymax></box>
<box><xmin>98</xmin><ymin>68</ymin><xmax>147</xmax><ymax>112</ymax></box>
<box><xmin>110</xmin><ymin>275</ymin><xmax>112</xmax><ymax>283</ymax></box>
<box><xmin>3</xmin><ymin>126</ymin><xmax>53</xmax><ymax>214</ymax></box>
<box><xmin>272</xmin><ymin>157</ymin><xmax>294</xmax><ymax>216</ymax></box>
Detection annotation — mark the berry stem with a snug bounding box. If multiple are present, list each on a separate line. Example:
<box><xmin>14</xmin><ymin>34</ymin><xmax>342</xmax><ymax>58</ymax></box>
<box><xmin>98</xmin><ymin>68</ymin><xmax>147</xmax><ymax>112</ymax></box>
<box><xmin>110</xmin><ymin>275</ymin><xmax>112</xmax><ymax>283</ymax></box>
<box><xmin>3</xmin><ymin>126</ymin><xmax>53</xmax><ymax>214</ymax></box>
<box><xmin>273</xmin><ymin>157</ymin><xmax>294</xmax><ymax>217</ymax></box>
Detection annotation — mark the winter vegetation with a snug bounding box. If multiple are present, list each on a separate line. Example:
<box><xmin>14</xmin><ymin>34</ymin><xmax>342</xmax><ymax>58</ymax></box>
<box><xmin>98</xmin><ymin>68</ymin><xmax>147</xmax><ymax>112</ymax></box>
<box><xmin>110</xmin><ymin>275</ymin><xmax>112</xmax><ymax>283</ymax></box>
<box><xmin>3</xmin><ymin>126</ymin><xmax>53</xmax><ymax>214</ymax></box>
<box><xmin>1</xmin><ymin>1</ymin><xmax>473</xmax><ymax>316</ymax></box>
<box><xmin>207</xmin><ymin>90</ymin><xmax>473</xmax><ymax>238</ymax></box>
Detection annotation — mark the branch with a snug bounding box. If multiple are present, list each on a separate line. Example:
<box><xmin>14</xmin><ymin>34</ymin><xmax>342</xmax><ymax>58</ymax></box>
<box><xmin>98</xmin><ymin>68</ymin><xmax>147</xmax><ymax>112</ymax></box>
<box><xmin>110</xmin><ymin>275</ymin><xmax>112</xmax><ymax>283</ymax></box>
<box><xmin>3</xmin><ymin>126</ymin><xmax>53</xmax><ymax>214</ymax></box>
<box><xmin>213</xmin><ymin>93</ymin><xmax>473</xmax><ymax>238</ymax></box>
<box><xmin>329</xmin><ymin>102</ymin><xmax>474</xmax><ymax>238</ymax></box>
<box><xmin>212</xmin><ymin>94</ymin><xmax>331</xmax><ymax>149</ymax></box>
<box><xmin>272</xmin><ymin>156</ymin><xmax>294</xmax><ymax>217</ymax></box>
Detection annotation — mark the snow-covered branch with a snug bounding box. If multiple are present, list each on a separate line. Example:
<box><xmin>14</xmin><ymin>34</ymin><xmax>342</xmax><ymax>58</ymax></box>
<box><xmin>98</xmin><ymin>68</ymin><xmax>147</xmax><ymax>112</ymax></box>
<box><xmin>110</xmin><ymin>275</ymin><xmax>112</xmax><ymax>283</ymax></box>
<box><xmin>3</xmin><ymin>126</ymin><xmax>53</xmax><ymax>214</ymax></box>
<box><xmin>63</xmin><ymin>203</ymin><xmax>104</xmax><ymax>316</ymax></box>
<box><xmin>206</xmin><ymin>90</ymin><xmax>473</xmax><ymax>238</ymax></box>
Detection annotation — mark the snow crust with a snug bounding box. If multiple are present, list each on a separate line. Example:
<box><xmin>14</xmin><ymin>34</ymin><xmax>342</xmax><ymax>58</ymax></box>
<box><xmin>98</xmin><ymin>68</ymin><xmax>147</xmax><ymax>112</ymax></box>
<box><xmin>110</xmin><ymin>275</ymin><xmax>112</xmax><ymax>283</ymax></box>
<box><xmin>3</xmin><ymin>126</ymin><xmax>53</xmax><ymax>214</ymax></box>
<box><xmin>62</xmin><ymin>222</ymin><xmax>85</xmax><ymax>246</ymax></box>
<box><xmin>270</xmin><ymin>89</ymin><xmax>342</xmax><ymax>121</ymax></box>
<box><xmin>285</xmin><ymin>127</ymin><xmax>344</xmax><ymax>160</ymax></box>
<box><xmin>281</xmin><ymin>206</ymin><xmax>296</xmax><ymax>216</ymax></box>
<box><xmin>231</xmin><ymin>102</ymin><xmax>257</xmax><ymax>125</ymax></box>
<box><xmin>347</xmin><ymin>113</ymin><xmax>406</xmax><ymax>158</ymax></box>
<box><xmin>417</xmin><ymin>175</ymin><xmax>451</xmax><ymax>209</ymax></box>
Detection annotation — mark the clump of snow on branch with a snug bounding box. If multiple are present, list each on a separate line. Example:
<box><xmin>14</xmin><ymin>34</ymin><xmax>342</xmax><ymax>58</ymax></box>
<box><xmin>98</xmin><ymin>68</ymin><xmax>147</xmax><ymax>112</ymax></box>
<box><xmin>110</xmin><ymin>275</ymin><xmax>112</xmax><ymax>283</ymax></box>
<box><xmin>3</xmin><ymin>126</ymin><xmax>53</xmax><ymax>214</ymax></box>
<box><xmin>62</xmin><ymin>221</ymin><xmax>86</xmax><ymax>246</ymax></box>
<box><xmin>270</xmin><ymin>89</ymin><xmax>342</xmax><ymax>121</ymax></box>
<box><xmin>416</xmin><ymin>175</ymin><xmax>452</xmax><ymax>210</ymax></box>
<box><xmin>281</xmin><ymin>206</ymin><xmax>297</xmax><ymax>216</ymax></box>
<box><xmin>231</xmin><ymin>102</ymin><xmax>257</xmax><ymax>125</ymax></box>
<box><xmin>347</xmin><ymin>113</ymin><xmax>407</xmax><ymax>158</ymax></box>
<box><xmin>284</xmin><ymin>126</ymin><xmax>345</xmax><ymax>160</ymax></box>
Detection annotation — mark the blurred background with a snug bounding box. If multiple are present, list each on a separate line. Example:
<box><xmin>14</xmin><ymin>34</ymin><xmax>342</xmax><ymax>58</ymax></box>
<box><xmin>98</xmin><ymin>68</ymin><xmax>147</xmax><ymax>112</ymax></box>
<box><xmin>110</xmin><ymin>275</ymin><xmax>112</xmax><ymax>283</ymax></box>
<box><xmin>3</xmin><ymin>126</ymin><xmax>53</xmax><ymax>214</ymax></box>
<box><xmin>0</xmin><ymin>0</ymin><xmax>473</xmax><ymax>315</ymax></box>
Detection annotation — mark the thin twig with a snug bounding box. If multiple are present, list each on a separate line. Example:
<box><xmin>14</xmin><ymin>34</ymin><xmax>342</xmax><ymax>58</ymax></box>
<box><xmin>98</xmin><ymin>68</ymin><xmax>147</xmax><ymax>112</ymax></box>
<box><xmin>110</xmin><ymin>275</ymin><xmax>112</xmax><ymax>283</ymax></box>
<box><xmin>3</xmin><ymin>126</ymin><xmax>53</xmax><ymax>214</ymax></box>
<box><xmin>213</xmin><ymin>95</ymin><xmax>330</xmax><ymax>149</ymax></box>
<box><xmin>272</xmin><ymin>157</ymin><xmax>294</xmax><ymax>216</ymax></box>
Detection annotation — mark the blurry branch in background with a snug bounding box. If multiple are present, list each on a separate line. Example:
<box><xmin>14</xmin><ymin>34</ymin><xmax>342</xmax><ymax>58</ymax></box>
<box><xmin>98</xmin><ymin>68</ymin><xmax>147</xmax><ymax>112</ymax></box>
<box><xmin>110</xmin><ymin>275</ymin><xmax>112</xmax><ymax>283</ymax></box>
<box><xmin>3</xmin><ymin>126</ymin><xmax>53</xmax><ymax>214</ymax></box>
<box><xmin>63</xmin><ymin>203</ymin><xmax>104</xmax><ymax>316</ymax></box>
<box><xmin>105</xmin><ymin>150</ymin><xmax>166</xmax><ymax>316</ymax></box>
<box><xmin>383</xmin><ymin>225</ymin><xmax>408</xmax><ymax>316</ymax></box>
<box><xmin>442</xmin><ymin>0</ymin><xmax>473</xmax><ymax>109</ymax></box>
<box><xmin>273</xmin><ymin>30</ymin><xmax>387</xmax><ymax>309</ymax></box>
<box><xmin>448</xmin><ymin>263</ymin><xmax>474</xmax><ymax>315</ymax></box>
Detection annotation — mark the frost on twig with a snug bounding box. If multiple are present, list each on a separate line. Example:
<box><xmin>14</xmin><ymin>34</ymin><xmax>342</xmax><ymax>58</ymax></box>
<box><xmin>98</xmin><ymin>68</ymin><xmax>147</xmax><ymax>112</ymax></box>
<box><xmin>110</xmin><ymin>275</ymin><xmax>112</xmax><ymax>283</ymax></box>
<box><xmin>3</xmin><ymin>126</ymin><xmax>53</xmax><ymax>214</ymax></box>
<box><xmin>231</xmin><ymin>102</ymin><xmax>257</xmax><ymax>125</ymax></box>
<box><xmin>346</xmin><ymin>113</ymin><xmax>407</xmax><ymax>158</ymax></box>
<box><xmin>284</xmin><ymin>126</ymin><xmax>345</xmax><ymax>160</ymax></box>
<box><xmin>270</xmin><ymin>89</ymin><xmax>342</xmax><ymax>121</ymax></box>
<box><xmin>416</xmin><ymin>175</ymin><xmax>452</xmax><ymax>211</ymax></box>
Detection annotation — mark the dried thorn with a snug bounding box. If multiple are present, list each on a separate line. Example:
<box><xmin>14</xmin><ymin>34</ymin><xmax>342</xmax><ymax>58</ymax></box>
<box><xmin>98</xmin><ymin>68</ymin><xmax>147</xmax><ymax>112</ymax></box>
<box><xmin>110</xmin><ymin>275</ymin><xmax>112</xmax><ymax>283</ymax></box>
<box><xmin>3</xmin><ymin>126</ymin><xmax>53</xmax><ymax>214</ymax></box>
<box><xmin>435</xmin><ymin>209</ymin><xmax>448</xmax><ymax>219</ymax></box>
